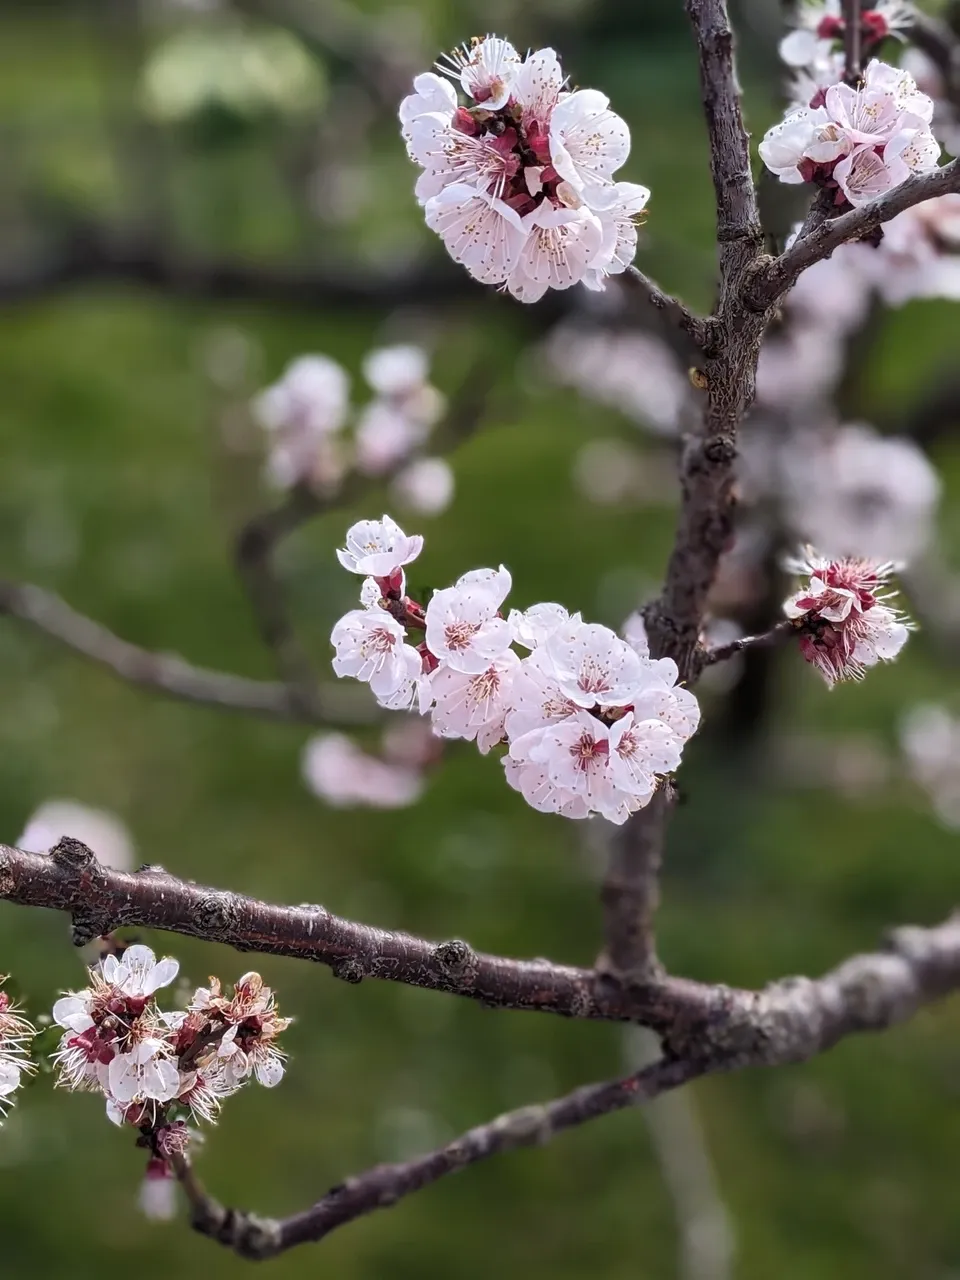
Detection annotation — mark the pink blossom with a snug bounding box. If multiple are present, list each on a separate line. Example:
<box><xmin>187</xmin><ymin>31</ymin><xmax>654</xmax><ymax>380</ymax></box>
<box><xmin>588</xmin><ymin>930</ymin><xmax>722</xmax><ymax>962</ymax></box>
<box><xmin>783</xmin><ymin>550</ymin><xmax>912</xmax><ymax>686</ymax></box>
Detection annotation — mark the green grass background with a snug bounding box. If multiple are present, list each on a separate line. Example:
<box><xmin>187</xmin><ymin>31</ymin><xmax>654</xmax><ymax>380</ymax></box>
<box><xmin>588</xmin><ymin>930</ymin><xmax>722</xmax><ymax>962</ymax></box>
<box><xmin>0</xmin><ymin>3</ymin><xmax>959</xmax><ymax>1277</ymax></box>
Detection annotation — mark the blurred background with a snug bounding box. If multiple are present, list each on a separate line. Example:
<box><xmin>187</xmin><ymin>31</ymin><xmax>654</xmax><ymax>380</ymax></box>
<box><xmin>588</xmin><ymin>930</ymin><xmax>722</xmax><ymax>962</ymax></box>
<box><xmin>1</xmin><ymin>1</ymin><xmax>960</xmax><ymax>1277</ymax></box>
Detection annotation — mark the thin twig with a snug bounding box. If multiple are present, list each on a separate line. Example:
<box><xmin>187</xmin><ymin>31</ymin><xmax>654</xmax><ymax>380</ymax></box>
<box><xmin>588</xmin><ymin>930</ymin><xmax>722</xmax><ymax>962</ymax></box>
<box><xmin>172</xmin><ymin>1057</ymin><xmax>703</xmax><ymax>1259</ymax></box>
<box><xmin>0</xmin><ymin>579</ymin><xmax>369</xmax><ymax>726</ymax></box>
<box><xmin>754</xmin><ymin>158</ymin><xmax>960</xmax><ymax>305</ymax></box>
<box><xmin>702</xmin><ymin>620</ymin><xmax>796</xmax><ymax>666</ymax></box>
<box><xmin>624</xmin><ymin>266</ymin><xmax>709</xmax><ymax>347</ymax></box>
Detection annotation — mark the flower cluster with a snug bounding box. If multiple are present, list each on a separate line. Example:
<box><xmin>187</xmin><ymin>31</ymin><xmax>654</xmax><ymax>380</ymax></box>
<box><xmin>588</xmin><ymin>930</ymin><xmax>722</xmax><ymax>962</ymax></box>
<box><xmin>52</xmin><ymin>946</ymin><xmax>290</xmax><ymax>1151</ymax></box>
<box><xmin>329</xmin><ymin>516</ymin><xmax>699</xmax><ymax>822</ymax></box>
<box><xmin>0</xmin><ymin>979</ymin><xmax>36</xmax><ymax>1121</ymax></box>
<box><xmin>760</xmin><ymin>59</ymin><xmax>939</xmax><ymax>206</ymax></box>
<box><xmin>400</xmin><ymin>36</ymin><xmax>648</xmax><ymax>301</ymax></box>
<box><xmin>252</xmin><ymin>346</ymin><xmax>453</xmax><ymax>515</ymax></box>
<box><xmin>783</xmin><ymin>551</ymin><xmax>912</xmax><ymax>686</ymax></box>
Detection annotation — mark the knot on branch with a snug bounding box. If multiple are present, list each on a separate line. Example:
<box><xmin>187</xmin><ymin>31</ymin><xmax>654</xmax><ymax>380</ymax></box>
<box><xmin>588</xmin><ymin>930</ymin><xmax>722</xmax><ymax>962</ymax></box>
<box><xmin>0</xmin><ymin>849</ymin><xmax>13</xmax><ymax>898</ymax></box>
<box><xmin>194</xmin><ymin>892</ymin><xmax>241</xmax><ymax>937</ymax></box>
<box><xmin>51</xmin><ymin>836</ymin><xmax>96</xmax><ymax>871</ymax></box>
<box><xmin>433</xmin><ymin>939</ymin><xmax>479</xmax><ymax>983</ymax></box>
<box><xmin>492</xmin><ymin>1103</ymin><xmax>553</xmax><ymax>1149</ymax></box>
<box><xmin>331</xmin><ymin>956</ymin><xmax>366</xmax><ymax>984</ymax></box>
<box><xmin>703</xmin><ymin>435</ymin><xmax>737</xmax><ymax>466</ymax></box>
<box><xmin>194</xmin><ymin>1204</ymin><xmax>283</xmax><ymax>1260</ymax></box>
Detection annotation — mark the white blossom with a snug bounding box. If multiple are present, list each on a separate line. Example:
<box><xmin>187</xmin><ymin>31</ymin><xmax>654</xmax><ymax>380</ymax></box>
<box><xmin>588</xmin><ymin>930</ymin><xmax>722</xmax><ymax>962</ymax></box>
<box><xmin>759</xmin><ymin>61</ymin><xmax>939</xmax><ymax>204</ymax></box>
<box><xmin>427</xmin><ymin>651</ymin><xmax>521</xmax><ymax>752</ymax></box>
<box><xmin>336</xmin><ymin>515</ymin><xmax>424</xmax><ymax>576</ymax></box>
<box><xmin>424</xmin><ymin>565</ymin><xmax>513</xmax><ymax>674</ymax></box>
<box><xmin>363</xmin><ymin>346</ymin><xmax>430</xmax><ymax>398</ymax></box>
<box><xmin>331</xmin><ymin>607</ymin><xmax>423</xmax><ymax>698</ymax></box>
<box><xmin>440</xmin><ymin>35</ymin><xmax>521</xmax><ymax>109</ymax></box>
<box><xmin>103</xmin><ymin>945</ymin><xmax>180</xmax><ymax>1001</ymax></box>
<box><xmin>543</xmin><ymin>618</ymin><xmax>648</xmax><ymax>709</ymax></box>
<box><xmin>404</xmin><ymin>41</ymin><xmax>644</xmax><ymax>299</ymax></box>
<box><xmin>0</xmin><ymin>982</ymin><xmax>36</xmax><ymax>1121</ymax></box>
<box><xmin>548</xmin><ymin>89</ymin><xmax>632</xmax><ymax>211</ymax></box>
<box><xmin>108</xmin><ymin>1040</ymin><xmax>181</xmax><ymax>1106</ymax></box>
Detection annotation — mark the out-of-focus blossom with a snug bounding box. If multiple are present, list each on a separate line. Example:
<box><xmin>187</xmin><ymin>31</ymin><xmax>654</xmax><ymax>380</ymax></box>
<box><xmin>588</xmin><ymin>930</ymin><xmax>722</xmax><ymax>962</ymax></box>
<box><xmin>542</xmin><ymin>325</ymin><xmax>689</xmax><ymax>435</ymax></box>
<box><xmin>301</xmin><ymin>733</ymin><xmax>424</xmax><ymax>808</ymax></box>
<box><xmin>844</xmin><ymin>195</ymin><xmax>960</xmax><ymax>304</ymax></box>
<box><xmin>901</xmin><ymin>48</ymin><xmax>960</xmax><ymax>156</ymax></box>
<box><xmin>783</xmin><ymin>550</ymin><xmax>912</xmax><ymax>686</ymax></box>
<box><xmin>900</xmin><ymin>704</ymin><xmax>960</xmax><ymax>829</ymax></box>
<box><xmin>778</xmin><ymin>2</ymin><xmax>912</xmax><ymax>74</ymax></box>
<box><xmin>18</xmin><ymin>800</ymin><xmax>135</xmax><ymax>872</ymax></box>
<box><xmin>253</xmin><ymin>356</ymin><xmax>349</xmax><ymax>491</ymax></box>
<box><xmin>391</xmin><ymin>457</ymin><xmax>455</xmax><ymax>515</ymax></box>
<box><xmin>783</xmin><ymin>423</ymin><xmax>941</xmax><ymax>562</ymax></box>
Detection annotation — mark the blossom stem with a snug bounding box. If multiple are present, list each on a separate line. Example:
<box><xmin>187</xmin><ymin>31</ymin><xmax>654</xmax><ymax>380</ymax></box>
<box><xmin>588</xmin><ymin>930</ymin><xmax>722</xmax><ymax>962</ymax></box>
<box><xmin>842</xmin><ymin>0</ymin><xmax>863</xmax><ymax>83</ymax></box>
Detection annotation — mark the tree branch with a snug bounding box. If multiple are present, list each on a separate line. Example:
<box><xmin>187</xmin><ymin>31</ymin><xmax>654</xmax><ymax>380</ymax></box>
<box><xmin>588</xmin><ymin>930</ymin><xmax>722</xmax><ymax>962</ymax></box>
<box><xmin>0</xmin><ymin>840</ymin><xmax>717</xmax><ymax>1026</ymax></box>
<box><xmin>172</xmin><ymin>1056</ymin><xmax>703</xmax><ymax>1259</ymax></box>
<box><xmin>0</xmin><ymin>579</ymin><xmax>369</xmax><ymax>727</ymax></box>
<box><xmin>597</xmin><ymin>786</ymin><xmax>676</xmax><ymax>983</ymax></box>
<box><xmin>753</xmin><ymin>159</ymin><xmax>960</xmax><ymax>306</ymax></box>
<box><xmin>168</xmin><ymin>909</ymin><xmax>960</xmax><ymax>1259</ymax></box>
<box><xmin>644</xmin><ymin>0</ymin><xmax>767</xmax><ymax>681</ymax></box>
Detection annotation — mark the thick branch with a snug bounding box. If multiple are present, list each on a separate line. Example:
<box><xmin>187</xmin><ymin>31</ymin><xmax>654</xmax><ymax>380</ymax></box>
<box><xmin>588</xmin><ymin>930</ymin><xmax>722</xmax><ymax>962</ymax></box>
<box><xmin>173</xmin><ymin>1057</ymin><xmax>703</xmax><ymax>1259</ymax></box>
<box><xmin>0</xmin><ymin>840</ymin><xmax>715</xmax><ymax>1026</ymax></box>
<box><xmin>754</xmin><ymin>159</ymin><xmax>960</xmax><ymax>305</ymax></box>
<box><xmin>0</xmin><ymin>579</ymin><xmax>368</xmax><ymax>726</ymax></box>
<box><xmin>597</xmin><ymin>786</ymin><xmax>676</xmax><ymax>983</ymax></box>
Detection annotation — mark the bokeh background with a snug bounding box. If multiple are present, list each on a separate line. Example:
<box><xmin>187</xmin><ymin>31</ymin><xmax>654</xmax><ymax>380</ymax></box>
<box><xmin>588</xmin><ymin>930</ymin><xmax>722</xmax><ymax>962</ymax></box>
<box><xmin>1</xmin><ymin>1</ymin><xmax>960</xmax><ymax>1277</ymax></box>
